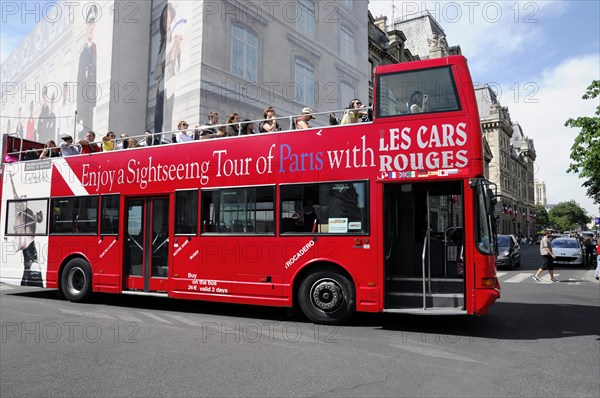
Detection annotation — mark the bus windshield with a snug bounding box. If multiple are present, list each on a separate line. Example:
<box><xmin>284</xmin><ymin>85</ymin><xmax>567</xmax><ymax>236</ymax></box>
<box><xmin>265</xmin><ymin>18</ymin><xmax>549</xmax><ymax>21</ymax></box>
<box><xmin>475</xmin><ymin>179</ymin><xmax>495</xmax><ymax>254</ymax></box>
<box><xmin>376</xmin><ymin>66</ymin><xmax>461</xmax><ymax>117</ymax></box>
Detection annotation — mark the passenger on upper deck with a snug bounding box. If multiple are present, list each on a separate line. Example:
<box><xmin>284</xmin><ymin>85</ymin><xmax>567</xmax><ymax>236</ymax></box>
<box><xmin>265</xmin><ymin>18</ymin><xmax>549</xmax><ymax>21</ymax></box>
<box><xmin>175</xmin><ymin>120</ymin><xmax>193</xmax><ymax>142</ymax></box>
<box><xmin>241</xmin><ymin>119</ymin><xmax>255</xmax><ymax>135</ymax></box>
<box><xmin>341</xmin><ymin>99</ymin><xmax>367</xmax><ymax>125</ymax></box>
<box><xmin>40</xmin><ymin>140</ymin><xmax>61</xmax><ymax>158</ymax></box>
<box><xmin>409</xmin><ymin>91</ymin><xmax>428</xmax><ymax>113</ymax></box>
<box><xmin>259</xmin><ymin>107</ymin><xmax>281</xmax><ymax>133</ymax></box>
<box><xmin>102</xmin><ymin>132</ymin><xmax>116</xmax><ymax>151</ymax></box>
<box><xmin>202</xmin><ymin>111</ymin><xmax>219</xmax><ymax>135</ymax></box>
<box><xmin>226</xmin><ymin>113</ymin><xmax>241</xmax><ymax>136</ymax></box>
<box><xmin>296</xmin><ymin>107</ymin><xmax>314</xmax><ymax>129</ymax></box>
<box><xmin>59</xmin><ymin>135</ymin><xmax>80</xmax><ymax>156</ymax></box>
<box><xmin>78</xmin><ymin>131</ymin><xmax>100</xmax><ymax>154</ymax></box>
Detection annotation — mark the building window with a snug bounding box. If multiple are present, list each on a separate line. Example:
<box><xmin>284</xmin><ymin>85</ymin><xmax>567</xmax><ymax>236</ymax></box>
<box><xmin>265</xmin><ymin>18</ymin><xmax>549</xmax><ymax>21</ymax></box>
<box><xmin>231</xmin><ymin>25</ymin><xmax>258</xmax><ymax>82</ymax></box>
<box><xmin>340</xmin><ymin>0</ymin><xmax>353</xmax><ymax>9</ymax></box>
<box><xmin>295</xmin><ymin>59</ymin><xmax>315</xmax><ymax>107</ymax></box>
<box><xmin>340</xmin><ymin>82</ymin><xmax>355</xmax><ymax>110</ymax></box>
<box><xmin>296</xmin><ymin>0</ymin><xmax>315</xmax><ymax>39</ymax></box>
<box><xmin>340</xmin><ymin>25</ymin><xmax>354</xmax><ymax>64</ymax></box>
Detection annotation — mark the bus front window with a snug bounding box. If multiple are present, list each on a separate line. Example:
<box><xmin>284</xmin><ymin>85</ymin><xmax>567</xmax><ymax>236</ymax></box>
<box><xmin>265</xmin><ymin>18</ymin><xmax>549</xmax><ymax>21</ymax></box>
<box><xmin>475</xmin><ymin>181</ymin><xmax>494</xmax><ymax>255</ymax></box>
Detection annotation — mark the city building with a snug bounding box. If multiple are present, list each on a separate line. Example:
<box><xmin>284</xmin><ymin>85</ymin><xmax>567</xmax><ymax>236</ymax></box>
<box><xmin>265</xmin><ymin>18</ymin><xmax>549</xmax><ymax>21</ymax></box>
<box><xmin>0</xmin><ymin>0</ymin><xmax>369</xmax><ymax>141</ymax></box>
<box><xmin>475</xmin><ymin>85</ymin><xmax>537</xmax><ymax>236</ymax></box>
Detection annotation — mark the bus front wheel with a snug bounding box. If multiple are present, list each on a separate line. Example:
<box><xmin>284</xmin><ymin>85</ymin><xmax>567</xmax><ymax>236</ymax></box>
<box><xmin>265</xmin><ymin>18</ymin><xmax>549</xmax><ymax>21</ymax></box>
<box><xmin>61</xmin><ymin>258</ymin><xmax>92</xmax><ymax>302</ymax></box>
<box><xmin>298</xmin><ymin>269</ymin><xmax>355</xmax><ymax>325</ymax></box>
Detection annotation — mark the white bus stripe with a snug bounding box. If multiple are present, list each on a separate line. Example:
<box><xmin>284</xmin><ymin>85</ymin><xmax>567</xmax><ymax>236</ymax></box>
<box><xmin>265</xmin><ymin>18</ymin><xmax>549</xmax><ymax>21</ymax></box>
<box><xmin>53</xmin><ymin>158</ymin><xmax>88</xmax><ymax>196</ymax></box>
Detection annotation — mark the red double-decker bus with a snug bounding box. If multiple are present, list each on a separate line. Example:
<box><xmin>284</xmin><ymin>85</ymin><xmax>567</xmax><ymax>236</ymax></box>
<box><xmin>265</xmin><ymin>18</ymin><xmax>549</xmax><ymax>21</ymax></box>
<box><xmin>1</xmin><ymin>56</ymin><xmax>499</xmax><ymax>324</ymax></box>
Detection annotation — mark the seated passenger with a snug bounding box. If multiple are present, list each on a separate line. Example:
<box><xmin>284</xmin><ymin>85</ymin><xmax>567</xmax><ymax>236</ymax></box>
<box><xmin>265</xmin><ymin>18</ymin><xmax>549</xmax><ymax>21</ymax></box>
<box><xmin>59</xmin><ymin>135</ymin><xmax>80</xmax><ymax>156</ymax></box>
<box><xmin>175</xmin><ymin>120</ymin><xmax>193</xmax><ymax>142</ymax></box>
<box><xmin>79</xmin><ymin>131</ymin><xmax>101</xmax><ymax>154</ymax></box>
<box><xmin>341</xmin><ymin>99</ymin><xmax>367</xmax><ymax>125</ymax></box>
<box><xmin>202</xmin><ymin>111</ymin><xmax>219</xmax><ymax>135</ymax></box>
<box><xmin>40</xmin><ymin>140</ymin><xmax>61</xmax><ymax>158</ymax></box>
<box><xmin>241</xmin><ymin>119</ymin><xmax>255</xmax><ymax>135</ymax></box>
<box><xmin>409</xmin><ymin>91</ymin><xmax>428</xmax><ymax>113</ymax></box>
<box><xmin>259</xmin><ymin>107</ymin><xmax>281</xmax><ymax>133</ymax></box>
<box><xmin>226</xmin><ymin>113</ymin><xmax>241</xmax><ymax>136</ymax></box>
<box><xmin>296</xmin><ymin>107</ymin><xmax>314</xmax><ymax>129</ymax></box>
<box><xmin>102</xmin><ymin>132</ymin><xmax>116</xmax><ymax>151</ymax></box>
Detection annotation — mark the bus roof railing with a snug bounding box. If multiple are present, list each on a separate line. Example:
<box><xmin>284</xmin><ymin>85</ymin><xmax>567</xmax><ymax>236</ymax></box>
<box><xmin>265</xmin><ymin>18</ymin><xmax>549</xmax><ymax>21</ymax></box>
<box><xmin>2</xmin><ymin>105</ymin><xmax>372</xmax><ymax>162</ymax></box>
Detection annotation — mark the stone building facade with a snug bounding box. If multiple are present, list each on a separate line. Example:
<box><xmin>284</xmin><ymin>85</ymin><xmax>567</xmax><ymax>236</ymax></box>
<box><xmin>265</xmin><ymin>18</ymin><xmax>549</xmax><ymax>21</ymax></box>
<box><xmin>0</xmin><ymin>0</ymin><xmax>370</xmax><ymax>139</ymax></box>
<box><xmin>475</xmin><ymin>85</ymin><xmax>537</xmax><ymax>236</ymax></box>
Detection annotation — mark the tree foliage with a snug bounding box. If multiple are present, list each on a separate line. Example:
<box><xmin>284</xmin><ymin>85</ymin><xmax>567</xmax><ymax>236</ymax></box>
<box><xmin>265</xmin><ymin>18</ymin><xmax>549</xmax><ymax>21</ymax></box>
<box><xmin>565</xmin><ymin>80</ymin><xmax>600</xmax><ymax>204</ymax></box>
<box><xmin>548</xmin><ymin>200</ymin><xmax>590</xmax><ymax>231</ymax></box>
<box><xmin>534</xmin><ymin>204</ymin><xmax>549</xmax><ymax>228</ymax></box>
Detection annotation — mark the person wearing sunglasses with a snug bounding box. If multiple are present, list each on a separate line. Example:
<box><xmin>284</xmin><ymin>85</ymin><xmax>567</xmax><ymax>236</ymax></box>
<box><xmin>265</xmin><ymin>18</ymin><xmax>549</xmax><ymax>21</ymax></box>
<box><xmin>175</xmin><ymin>120</ymin><xmax>193</xmax><ymax>142</ymax></box>
<box><xmin>341</xmin><ymin>99</ymin><xmax>367</xmax><ymax>125</ymax></box>
<box><xmin>102</xmin><ymin>132</ymin><xmax>116</xmax><ymax>151</ymax></box>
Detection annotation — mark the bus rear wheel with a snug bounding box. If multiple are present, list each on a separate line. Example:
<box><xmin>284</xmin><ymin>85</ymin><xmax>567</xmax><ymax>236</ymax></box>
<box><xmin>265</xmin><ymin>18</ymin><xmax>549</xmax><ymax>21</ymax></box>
<box><xmin>298</xmin><ymin>269</ymin><xmax>355</xmax><ymax>325</ymax></box>
<box><xmin>61</xmin><ymin>258</ymin><xmax>92</xmax><ymax>302</ymax></box>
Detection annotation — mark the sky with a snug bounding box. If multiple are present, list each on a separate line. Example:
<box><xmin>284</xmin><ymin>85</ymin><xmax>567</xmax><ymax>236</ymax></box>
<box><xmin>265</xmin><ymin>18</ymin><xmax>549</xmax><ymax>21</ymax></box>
<box><xmin>1</xmin><ymin>0</ymin><xmax>599</xmax><ymax>216</ymax></box>
<box><xmin>369</xmin><ymin>0</ymin><xmax>600</xmax><ymax>217</ymax></box>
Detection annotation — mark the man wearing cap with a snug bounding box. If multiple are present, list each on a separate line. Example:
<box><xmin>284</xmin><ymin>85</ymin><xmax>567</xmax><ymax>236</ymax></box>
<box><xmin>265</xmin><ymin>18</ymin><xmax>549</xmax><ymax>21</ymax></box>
<box><xmin>76</xmin><ymin>4</ymin><xmax>98</xmax><ymax>138</ymax></box>
<box><xmin>296</xmin><ymin>107</ymin><xmax>315</xmax><ymax>129</ymax></box>
<box><xmin>59</xmin><ymin>135</ymin><xmax>80</xmax><ymax>156</ymax></box>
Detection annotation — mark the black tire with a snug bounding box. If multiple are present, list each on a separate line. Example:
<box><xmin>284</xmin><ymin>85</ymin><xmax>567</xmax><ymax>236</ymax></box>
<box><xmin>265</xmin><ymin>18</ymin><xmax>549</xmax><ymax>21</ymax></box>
<box><xmin>298</xmin><ymin>268</ymin><xmax>355</xmax><ymax>325</ymax></box>
<box><xmin>61</xmin><ymin>258</ymin><xmax>92</xmax><ymax>302</ymax></box>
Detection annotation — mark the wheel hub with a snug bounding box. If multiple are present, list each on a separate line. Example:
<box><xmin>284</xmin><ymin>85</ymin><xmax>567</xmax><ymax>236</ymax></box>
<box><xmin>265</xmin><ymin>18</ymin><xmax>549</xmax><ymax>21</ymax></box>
<box><xmin>311</xmin><ymin>279</ymin><xmax>342</xmax><ymax>311</ymax></box>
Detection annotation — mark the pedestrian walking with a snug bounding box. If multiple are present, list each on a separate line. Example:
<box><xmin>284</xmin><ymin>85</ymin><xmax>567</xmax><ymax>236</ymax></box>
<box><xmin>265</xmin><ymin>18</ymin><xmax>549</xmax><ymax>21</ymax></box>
<box><xmin>533</xmin><ymin>230</ymin><xmax>558</xmax><ymax>282</ymax></box>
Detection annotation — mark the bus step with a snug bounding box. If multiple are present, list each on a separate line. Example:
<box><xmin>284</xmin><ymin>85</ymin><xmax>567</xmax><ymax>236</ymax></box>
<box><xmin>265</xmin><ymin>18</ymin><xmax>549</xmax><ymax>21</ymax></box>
<box><xmin>386</xmin><ymin>277</ymin><xmax>464</xmax><ymax>294</ymax></box>
<box><xmin>385</xmin><ymin>292</ymin><xmax>464</xmax><ymax>309</ymax></box>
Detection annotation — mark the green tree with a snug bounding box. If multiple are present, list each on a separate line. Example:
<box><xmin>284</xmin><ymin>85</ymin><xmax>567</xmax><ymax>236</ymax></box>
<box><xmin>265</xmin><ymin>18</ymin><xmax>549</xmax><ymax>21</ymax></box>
<box><xmin>565</xmin><ymin>80</ymin><xmax>600</xmax><ymax>204</ymax></box>
<box><xmin>548</xmin><ymin>200</ymin><xmax>590</xmax><ymax>231</ymax></box>
<box><xmin>534</xmin><ymin>204</ymin><xmax>549</xmax><ymax>229</ymax></box>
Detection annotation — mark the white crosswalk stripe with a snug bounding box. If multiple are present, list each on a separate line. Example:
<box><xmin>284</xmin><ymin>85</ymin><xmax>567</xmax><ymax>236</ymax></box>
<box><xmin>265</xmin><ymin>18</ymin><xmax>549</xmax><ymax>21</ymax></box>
<box><xmin>504</xmin><ymin>273</ymin><xmax>538</xmax><ymax>283</ymax></box>
<box><xmin>0</xmin><ymin>284</ymin><xmax>15</xmax><ymax>291</ymax></box>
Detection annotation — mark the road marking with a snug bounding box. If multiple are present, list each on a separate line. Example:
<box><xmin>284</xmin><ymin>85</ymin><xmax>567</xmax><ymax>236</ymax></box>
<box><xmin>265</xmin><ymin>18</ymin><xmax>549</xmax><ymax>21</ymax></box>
<box><xmin>496</xmin><ymin>272</ymin><xmax>507</xmax><ymax>278</ymax></box>
<box><xmin>537</xmin><ymin>273</ymin><xmax>560</xmax><ymax>284</ymax></box>
<box><xmin>116</xmin><ymin>314</ymin><xmax>143</xmax><ymax>322</ymax></box>
<box><xmin>138</xmin><ymin>311</ymin><xmax>173</xmax><ymax>324</ymax></box>
<box><xmin>0</xmin><ymin>284</ymin><xmax>14</xmax><ymax>291</ymax></box>
<box><xmin>162</xmin><ymin>313</ymin><xmax>201</xmax><ymax>326</ymax></box>
<box><xmin>503</xmin><ymin>273</ymin><xmax>534</xmax><ymax>283</ymax></box>
<box><xmin>82</xmin><ymin>311</ymin><xmax>116</xmax><ymax>320</ymax></box>
<box><xmin>59</xmin><ymin>308</ymin><xmax>84</xmax><ymax>316</ymax></box>
<box><xmin>390</xmin><ymin>344</ymin><xmax>483</xmax><ymax>363</ymax></box>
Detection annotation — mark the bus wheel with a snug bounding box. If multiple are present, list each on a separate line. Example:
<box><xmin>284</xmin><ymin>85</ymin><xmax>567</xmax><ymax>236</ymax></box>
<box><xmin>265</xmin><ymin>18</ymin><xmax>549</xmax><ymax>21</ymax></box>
<box><xmin>61</xmin><ymin>258</ymin><xmax>92</xmax><ymax>302</ymax></box>
<box><xmin>298</xmin><ymin>269</ymin><xmax>355</xmax><ymax>325</ymax></box>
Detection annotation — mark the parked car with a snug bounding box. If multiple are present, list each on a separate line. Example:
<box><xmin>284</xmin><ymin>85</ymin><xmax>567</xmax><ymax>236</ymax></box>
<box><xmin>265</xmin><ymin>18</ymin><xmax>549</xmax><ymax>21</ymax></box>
<box><xmin>551</xmin><ymin>237</ymin><xmax>584</xmax><ymax>266</ymax></box>
<box><xmin>496</xmin><ymin>234</ymin><xmax>521</xmax><ymax>269</ymax></box>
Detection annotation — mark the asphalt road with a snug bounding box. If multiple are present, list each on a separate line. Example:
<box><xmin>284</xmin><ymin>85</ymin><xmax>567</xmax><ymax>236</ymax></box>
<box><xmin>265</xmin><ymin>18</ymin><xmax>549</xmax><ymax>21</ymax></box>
<box><xmin>1</xmin><ymin>245</ymin><xmax>598</xmax><ymax>397</ymax></box>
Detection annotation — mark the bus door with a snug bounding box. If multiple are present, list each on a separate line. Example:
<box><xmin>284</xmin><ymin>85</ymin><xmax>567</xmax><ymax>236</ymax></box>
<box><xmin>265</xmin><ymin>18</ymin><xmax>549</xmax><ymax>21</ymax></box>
<box><xmin>383</xmin><ymin>181</ymin><xmax>465</xmax><ymax>312</ymax></box>
<box><xmin>124</xmin><ymin>197</ymin><xmax>170</xmax><ymax>293</ymax></box>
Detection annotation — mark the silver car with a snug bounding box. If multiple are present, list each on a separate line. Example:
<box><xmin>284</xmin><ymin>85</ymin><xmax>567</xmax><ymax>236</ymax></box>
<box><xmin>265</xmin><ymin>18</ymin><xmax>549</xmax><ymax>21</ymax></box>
<box><xmin>551</xmin><ymin>238</ymin><xmax>584</xmax><ymax>266</ymax></box>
